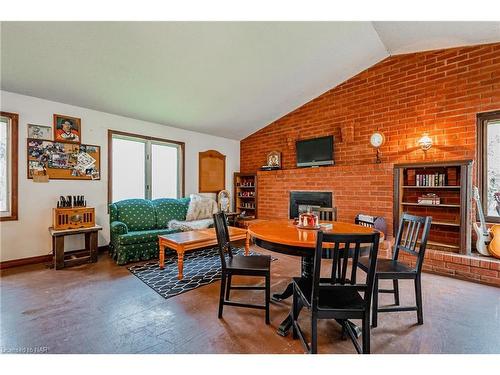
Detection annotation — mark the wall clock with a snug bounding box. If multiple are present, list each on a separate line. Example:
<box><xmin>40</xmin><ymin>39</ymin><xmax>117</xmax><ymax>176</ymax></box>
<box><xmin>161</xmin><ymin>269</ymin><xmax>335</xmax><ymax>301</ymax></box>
<box><xmin>369</xmin><ymin>132</ymin><xmax>385</xmax><ymax>163</ymax></box>
<box><xmin>370</xmin><ymin>132</ymin><xmax>385</xmax><ymax>148</ymax></box>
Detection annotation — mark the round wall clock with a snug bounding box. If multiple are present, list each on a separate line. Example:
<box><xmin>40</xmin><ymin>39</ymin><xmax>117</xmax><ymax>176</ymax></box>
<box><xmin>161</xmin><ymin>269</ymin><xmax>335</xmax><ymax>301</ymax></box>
<box><xmin>370</xmin><ymin>132</ymin><xmax>385</xmax><ymax>148</ymax></box>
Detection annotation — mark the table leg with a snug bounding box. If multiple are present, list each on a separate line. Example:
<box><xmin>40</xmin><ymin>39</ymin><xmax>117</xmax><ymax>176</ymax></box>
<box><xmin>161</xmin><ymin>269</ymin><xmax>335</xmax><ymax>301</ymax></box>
<box><xmin>245</xmin><ymin>232</ymin><xmax>250</xmax><ymax>256</ymax></box>
<box><xmin>159</xmin><ymin>241</ymin><xmax>165</xmax><ymax>269</ymax></box>
<box><xmin>177</xmin><ymin>247</ymin><xmax>185</xmax><ymax>280</ymax></box>
<box><xmin>54</xmin><ymin>236</ymin><xmax>65</xmax><ymax>270</ymax></box>
<box><xmin>86</xmin><ymin>231</ymin><xmax>98</xmax><ymax>263</ymax></box>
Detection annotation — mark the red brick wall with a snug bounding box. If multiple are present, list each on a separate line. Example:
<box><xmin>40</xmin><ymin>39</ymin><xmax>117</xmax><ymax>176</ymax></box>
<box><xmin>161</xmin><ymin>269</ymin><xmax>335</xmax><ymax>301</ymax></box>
<box><xmin>241</xmin><ymin>43</ymin><xmax>500</xmax><ymax>237</ymax></box>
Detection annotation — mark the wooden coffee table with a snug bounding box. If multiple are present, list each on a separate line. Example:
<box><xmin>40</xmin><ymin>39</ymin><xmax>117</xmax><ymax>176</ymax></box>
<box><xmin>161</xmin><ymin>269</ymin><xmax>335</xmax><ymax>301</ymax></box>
<box><xmin>158</xmin><ymin>227</ymin><xmax>249</xmax><ymax>280</ymax></box>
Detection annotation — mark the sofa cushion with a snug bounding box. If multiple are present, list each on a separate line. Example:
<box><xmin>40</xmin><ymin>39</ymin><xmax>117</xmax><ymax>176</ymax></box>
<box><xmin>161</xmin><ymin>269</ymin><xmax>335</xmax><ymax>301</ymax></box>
<box><xmin>152</xmin><ymin>198</ymin><xmax>190</xmax><ymax>229</ymax></box>
<box><xmin>114</xmin><ymin>199</ymin><xmax>156</xmax><ymax>231</ymax></box>
<box><xmin>118</xmin><ymin>228</ymin><xmax>178</xmax><ymax>246</ymax></box>
<box><xmin>186</xmin><ymin>194</ymin><xmax>219</xmax><ymax>221</ymax></box>
<box><xmin>168</xmin><ymin>218</ymin><xmax>214</xmax><ymax>232</ymax></box>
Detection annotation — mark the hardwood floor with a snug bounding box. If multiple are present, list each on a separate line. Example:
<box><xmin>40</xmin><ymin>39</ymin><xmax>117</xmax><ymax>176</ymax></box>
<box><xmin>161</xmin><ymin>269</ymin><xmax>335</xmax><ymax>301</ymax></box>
<box><xmin>1</xmin><ymin>245</ymin><xmax>499</xmax><ymax>354</ymax></box>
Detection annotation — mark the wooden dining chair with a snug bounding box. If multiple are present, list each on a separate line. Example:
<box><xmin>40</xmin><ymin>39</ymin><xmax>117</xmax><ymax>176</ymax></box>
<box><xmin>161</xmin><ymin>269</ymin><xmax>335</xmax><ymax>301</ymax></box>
<box><xmin>359</xmin><ymin>213</ymin><xmax>432</xmax><ymax>327</ymax></box>
<box><xmin>318</xmin><ymin>207</ymin><xmax>337</xmax><ymax>221</ymax></box>
<box><xmin>213</xmin><ymin>212</ymin><xmax>272</xmax><ymax>324</ymax></box>
<box><xmin>291</xmin><ymin>231</ymin><xmax>380</xmax><ymax>354</ymax></box>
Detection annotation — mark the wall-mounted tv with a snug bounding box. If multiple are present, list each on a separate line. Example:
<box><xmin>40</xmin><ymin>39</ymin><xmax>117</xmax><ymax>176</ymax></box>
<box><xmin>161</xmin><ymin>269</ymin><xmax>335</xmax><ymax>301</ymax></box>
<box><xmin>296</xmin><ymin>135</ymin><xmax>334</xmax><ymax>167</ymax></box>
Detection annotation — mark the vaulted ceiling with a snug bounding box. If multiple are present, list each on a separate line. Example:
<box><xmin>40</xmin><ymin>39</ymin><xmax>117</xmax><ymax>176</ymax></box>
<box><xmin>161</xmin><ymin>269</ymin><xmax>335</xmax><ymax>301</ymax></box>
<box><xmin>1</xmin><ymin>21</ymin><xmax>499</xmax><ymax>140</ymax></box>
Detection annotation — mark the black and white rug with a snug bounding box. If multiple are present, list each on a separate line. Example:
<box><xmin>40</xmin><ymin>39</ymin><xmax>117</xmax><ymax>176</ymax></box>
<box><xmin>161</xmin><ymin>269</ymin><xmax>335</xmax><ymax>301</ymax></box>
<box><xmin>128</xmin><ymin>247</ymin><xmax>263</xmax><ymax>300</ymax></box>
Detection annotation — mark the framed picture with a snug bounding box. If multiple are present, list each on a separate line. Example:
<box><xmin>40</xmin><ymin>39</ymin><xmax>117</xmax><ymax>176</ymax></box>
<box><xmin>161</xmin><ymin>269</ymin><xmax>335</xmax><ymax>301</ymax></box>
<box><xmin>267</xmin><ymin>151</ymin><xmax>281</xmax><ymax>168</ymax></box>
<box><xmin>27</xmin><ymin>124</ymin><xmax>52</xmax><ymax>140</ymax></box>
<box><xmin>53</xmin><ymin>114</ymin><xmax>81</xmax><ymax>143</ymax></box>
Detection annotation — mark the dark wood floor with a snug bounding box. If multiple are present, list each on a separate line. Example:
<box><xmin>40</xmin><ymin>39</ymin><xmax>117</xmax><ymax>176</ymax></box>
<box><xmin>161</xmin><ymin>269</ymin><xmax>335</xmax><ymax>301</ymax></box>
<box><xmin>1</xmin><ymin>245</ymin><xmax>499</xmax><ymax>354</ymax></box>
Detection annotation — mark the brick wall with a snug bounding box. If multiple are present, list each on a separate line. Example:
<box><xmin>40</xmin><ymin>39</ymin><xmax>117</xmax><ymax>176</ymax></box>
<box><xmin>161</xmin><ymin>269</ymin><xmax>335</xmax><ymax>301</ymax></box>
<box><xmin>241</xmin><ymin>43</ymin><xmax>500</xmax><ymax>230</ymax></box>
<box><xmin>240</xmin><ymin>43</ymin><xmax>500</xmax><ymax>285</ymax></box>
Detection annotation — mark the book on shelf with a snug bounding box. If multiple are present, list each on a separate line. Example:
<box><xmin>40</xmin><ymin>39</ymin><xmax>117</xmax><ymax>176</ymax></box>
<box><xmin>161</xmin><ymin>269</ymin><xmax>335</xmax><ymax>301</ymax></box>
<box><xmin>415</xmin><ymin>172</ymin><xmax>447</xmax><ymax>187</ymax></box>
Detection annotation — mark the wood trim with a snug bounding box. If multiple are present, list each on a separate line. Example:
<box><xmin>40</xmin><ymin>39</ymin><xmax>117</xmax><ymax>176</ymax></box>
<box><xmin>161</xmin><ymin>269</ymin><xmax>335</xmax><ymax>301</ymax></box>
<box><xmin>476</xmin><ymin>110</ymin><xmax>500</xmax><ymax>224</ymax></box>
<box><xmin>0</xmin><ymin>111</ymin><xmax>18</xmax><ymax>221</ymax></box>
<box><xmin>107</xmin><ymin>129</ymin><xmax>186</xmax><ymax>206</ymax></box>
<box><xmin>0</xmin><ymin>246</ymin><xmax>109</xmax><ymax>270</ymax></box>
<box><xmin>393</xmin><ymin>159</ymin><xmax>473</xmax><ymax>169</ymax></box>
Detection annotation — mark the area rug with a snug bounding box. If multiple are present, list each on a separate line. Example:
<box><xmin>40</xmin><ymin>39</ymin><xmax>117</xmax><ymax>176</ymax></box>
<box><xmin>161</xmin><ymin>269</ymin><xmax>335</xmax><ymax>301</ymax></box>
<box><xmin>128</xmin><ymin>247</ymin><xmax>268</xmax><ymax>300</ymax></box>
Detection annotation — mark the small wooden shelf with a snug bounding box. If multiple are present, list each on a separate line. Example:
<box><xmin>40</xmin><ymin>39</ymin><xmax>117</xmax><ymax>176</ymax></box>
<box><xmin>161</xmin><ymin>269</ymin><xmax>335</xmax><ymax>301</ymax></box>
<box><xmin>431</xmin><ymin>221</ymin><xmax>461</xmax><ymax>227</ymax></box>
<box><xmin>403</xmin><ymin>185</ymin><xmax>461</xmax><ymax>189</ymax></box>
<box><xmin>423</xmin><ymin>240</ymin><xmax>460</xmax><ymax>250</ymax></box>
<box><xmin>401</xmin><ymin>202</ymin><xmax>461</xmax><ymax>208</ymax></box>
<box><xmin>234</xmin><ymin>172</ymin><xmax>257</xmax><ymax>219</ymax></box>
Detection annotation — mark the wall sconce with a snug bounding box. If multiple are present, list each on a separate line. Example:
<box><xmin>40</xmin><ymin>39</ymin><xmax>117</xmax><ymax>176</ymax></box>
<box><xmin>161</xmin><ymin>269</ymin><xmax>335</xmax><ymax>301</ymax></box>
<box><xmin>418</xmin><ymin>133</ymin><xmax>433</xmax><ymax>151</ymax></box>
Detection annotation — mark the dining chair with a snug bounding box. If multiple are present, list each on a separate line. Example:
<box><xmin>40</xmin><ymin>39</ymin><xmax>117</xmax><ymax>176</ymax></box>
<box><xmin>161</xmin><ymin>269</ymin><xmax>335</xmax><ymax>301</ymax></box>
<box><xmin>318</xmin><ymin>207</ymin><xmax>337</xmax><ymax>221</ymax></box>
<box><xmin>359</xmin><ymin>213</ymin><xmax>431</xmax><ymax>327</ymax></box>
<box><xmin>291</xmin><ymin>231</ymin><xmax>380</xmax><ymax>354</ymax></box>
<box><xmin>213</xmin><ymin>211</ymin><xmax>272</xmax><ymax>324</ymax></box>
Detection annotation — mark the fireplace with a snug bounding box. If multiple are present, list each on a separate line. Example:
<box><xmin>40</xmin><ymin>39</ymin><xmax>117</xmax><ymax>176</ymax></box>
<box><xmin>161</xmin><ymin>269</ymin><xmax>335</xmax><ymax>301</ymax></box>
<box><xmin>289</xmin><ymin>191</ymin><xmax>333</xmax><ymax>218</ymax></box>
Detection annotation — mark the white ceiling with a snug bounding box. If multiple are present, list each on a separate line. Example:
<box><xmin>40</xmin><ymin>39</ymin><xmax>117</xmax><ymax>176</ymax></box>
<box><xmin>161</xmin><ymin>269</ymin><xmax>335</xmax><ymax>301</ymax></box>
<box><xmin>1</xmin><ymin>21</ymin><xmax>499</xmax><ymax>140</ymax></box>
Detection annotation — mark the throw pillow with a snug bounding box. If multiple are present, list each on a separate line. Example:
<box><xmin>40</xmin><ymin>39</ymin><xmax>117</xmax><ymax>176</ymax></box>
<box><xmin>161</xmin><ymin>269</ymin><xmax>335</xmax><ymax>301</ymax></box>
<box><xmin>186</xmin><ymin>194</ymin><xmax>219</xmax><ymax>221</ymax></box>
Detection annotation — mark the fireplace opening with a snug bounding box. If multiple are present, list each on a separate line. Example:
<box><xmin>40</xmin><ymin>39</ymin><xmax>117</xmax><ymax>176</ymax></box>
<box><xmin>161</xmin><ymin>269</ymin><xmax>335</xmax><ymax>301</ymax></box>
<box><xmin>289</xmin><ymin>191</ymin><xmax>333</xmax><ymax>219</ymax></box>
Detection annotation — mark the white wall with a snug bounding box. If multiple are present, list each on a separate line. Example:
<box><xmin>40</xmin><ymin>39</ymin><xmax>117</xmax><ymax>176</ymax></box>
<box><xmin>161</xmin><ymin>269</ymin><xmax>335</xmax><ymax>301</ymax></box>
<box><xmin>0</xmin><ymin>90</ymin><xmax>240</xmax><ymax>262</ymax></box>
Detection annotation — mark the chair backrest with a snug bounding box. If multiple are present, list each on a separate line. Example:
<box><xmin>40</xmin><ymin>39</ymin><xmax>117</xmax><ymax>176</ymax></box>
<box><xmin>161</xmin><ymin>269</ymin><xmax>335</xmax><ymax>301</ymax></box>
<box><xmin>355</xmin><ymin>214</ymin><xmax>387</xmax><ymax>237</ymax></box>
<box><xmin>311</xmin><ymin>231</ymin><xmax>380</xmax><ymax>309</ymax></box>
<box><xmin>319</xmin><ymin>207</ymin><xmax>337</xmax><ymax>221</ymax></box>
<box><xmin>213</xmin><ymin>211</ymin><xmax>233</xmax><ymax>269</ymax></box>
<box><xmin>393</xmin><ymin>213</ymin><xmax>432</xmax><ymax>272</ymax></box>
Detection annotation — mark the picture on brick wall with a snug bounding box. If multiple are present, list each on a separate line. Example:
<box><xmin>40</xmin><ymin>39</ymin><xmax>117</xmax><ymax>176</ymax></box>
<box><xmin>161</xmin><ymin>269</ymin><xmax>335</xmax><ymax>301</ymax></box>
<box><xmin>53</xmin><ymin>114</ymin><xmax>81</xmax><ymax>143</ymax></box>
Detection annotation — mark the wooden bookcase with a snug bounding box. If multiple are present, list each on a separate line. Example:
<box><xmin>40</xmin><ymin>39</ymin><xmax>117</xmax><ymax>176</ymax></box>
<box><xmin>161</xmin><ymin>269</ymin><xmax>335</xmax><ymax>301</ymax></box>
<box><xmin>234</xmin><ymin>172</ymin><xmax>257</xmax><ymax>219</ymax></box>
<box><xmin>393</xmin><ymin>160</ymin><xmax>473</xmax><ymax>254</ymax></box>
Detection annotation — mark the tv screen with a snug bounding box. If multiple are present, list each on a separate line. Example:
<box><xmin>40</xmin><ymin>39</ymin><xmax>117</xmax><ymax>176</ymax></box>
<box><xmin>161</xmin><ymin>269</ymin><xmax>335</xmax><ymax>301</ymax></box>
<box><xmin>296</xmin><ymin>136</ymin><xmax>334</xmax><ymax>167</ymax></box>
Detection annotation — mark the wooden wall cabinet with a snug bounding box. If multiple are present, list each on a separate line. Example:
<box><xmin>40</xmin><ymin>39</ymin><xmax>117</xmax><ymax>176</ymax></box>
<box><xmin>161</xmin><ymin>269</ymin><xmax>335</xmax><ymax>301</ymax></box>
<box><xmin>393</xmin><ymin>160</ymin><xmax>473</xmax><ymax>255</ymax></box>
<box><xmin>199</xmin><ymin>150</ymin><xmax>226</xmax><ymax>193</ymax></box>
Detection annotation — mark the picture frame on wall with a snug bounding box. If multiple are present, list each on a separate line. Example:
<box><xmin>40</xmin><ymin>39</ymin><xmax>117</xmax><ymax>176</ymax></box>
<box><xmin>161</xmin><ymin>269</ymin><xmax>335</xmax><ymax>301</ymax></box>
<box><xmin>27</xmin><ymin>124</ymin><xmax>52</xmax><ymax>140</ymax></box>
<box><xmin>53</xmin><ymin>114</ymin><xmax>81</xmax><ymax>143</ymax></box>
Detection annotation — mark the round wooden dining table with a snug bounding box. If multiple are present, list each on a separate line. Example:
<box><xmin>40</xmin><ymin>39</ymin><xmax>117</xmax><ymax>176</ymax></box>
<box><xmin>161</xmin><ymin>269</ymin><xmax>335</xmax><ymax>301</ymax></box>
<box><xmin>247</xmin><ymin>219</ymin><xmax>384</xmax><ymax>337</ymax></box>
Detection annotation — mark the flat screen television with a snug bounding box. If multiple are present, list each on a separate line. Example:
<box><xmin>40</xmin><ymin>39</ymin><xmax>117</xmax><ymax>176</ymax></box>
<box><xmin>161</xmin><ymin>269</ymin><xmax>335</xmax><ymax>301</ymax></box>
<box><xmin>296</xmin><ymin>135</ymin><xmax>334</xmax><ymax>167</ymax></box>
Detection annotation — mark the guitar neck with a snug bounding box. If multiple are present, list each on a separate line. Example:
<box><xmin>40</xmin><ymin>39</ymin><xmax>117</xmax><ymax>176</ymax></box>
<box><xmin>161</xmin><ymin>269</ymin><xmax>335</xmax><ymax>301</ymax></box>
<box><xmin>474</xmin><ymin>196</ymin><xmax>489</xmax><ymax>235</ymax></box>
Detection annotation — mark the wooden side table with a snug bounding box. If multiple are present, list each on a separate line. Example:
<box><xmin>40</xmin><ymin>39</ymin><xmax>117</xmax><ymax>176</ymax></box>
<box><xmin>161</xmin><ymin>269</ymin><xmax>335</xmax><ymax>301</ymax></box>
<box><xmin>48</xmin><ymin>225</ymin><xmax>103</xmax><ymax>270</ymax></box>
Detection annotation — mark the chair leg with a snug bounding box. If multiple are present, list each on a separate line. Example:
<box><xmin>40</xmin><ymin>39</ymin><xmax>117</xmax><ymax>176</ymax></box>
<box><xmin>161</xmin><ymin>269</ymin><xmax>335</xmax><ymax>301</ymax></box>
<box><xmin>292</xmin><ymin>286</ymin><xmax>299</xmax><ymax>340</ymax></box>
<box><xmin>311</xmin><ymin>313</ymin><xmax>318</xmax><ymax>354</ymax></box>
<box><xmin>265</xmin><ymin>274</ymin><xmax>270</xmax><ymax>325</ymax></box>
<box><xmin>225</xmin><ymin>274</ymin><xmax>232</xmax><ymax>301</ymax></box>
<box><xmin>372</xmin><ymin>277</ymin><xmax>379</xmax><ymax>328</ymax></box>
<box><xmin>362</xmin><ymin>313</ymin><xmax>371</xmax><ymax>354</ymax></box>
<box><xmin>340</xmin><ymin>320</ymin><xmax>347</xmax><ymax>340</ymax></box>
<box><xmin>218</xmin><ymin>273</ymin><xmax>227</xmax><ymax>319</ymax></box>
<box><xmin>393</xmin><ymin>279</ymin><xmax>400</xmax><ymax>305</ymax></box>
<box><xmin>415</xmin><ymin>275</ymin><xmax>423</xmax><ymax>325</ymax></box>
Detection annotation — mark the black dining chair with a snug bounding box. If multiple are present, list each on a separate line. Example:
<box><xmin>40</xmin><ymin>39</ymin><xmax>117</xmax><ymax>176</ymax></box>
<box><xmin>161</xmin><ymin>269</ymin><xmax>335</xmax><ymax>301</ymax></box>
<box><xmin>291</xmin><ymin>231</ymin><xmax>380</xmax><ymax>354</ymax></box>
<box><xmin>359</xmin><ymin>213</ymin><xmax>432</xmax><ymax>327</ymax></box>
<box><xmin>318</xmin><ymin>207</ymin><xmax>337</xmax><ymax>221</ymax></box>
<box><xmin>213</xmin><ymin>212</ymin><xmax>272</xmax><ymax>324</ymax></box>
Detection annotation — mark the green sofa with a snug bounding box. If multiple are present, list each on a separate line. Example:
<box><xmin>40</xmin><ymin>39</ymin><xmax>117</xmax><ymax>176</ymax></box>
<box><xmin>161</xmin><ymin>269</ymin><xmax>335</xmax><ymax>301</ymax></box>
<box><xmin>109</xmin><ymin>198</ymin><xmax>190</xmax><ymax>265</ymax></box>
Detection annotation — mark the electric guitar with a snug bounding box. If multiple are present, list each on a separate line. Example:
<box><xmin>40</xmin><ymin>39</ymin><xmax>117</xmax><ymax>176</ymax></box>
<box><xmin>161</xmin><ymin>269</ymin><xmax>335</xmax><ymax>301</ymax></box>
<box><xmin>472</xmin><ymin>186</ymin><xmax>491</xmax><ymax>256</ymax></box>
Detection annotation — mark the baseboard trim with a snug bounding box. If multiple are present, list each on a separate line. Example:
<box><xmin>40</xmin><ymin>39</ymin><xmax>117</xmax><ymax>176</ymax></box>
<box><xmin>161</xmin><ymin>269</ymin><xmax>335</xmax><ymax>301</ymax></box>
<box><xmin>0</xmin><ymin>245</ymin><xmax>109</xmax><ymax>270</ymax></box>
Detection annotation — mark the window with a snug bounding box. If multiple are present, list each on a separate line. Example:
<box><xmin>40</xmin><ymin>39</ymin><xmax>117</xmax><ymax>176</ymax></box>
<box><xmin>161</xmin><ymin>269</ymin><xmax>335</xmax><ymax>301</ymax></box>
<box><xmin>108</xmin><ymin>130</ymin><xmax>184</xmax><ymax>203</ymax></box>
<box><xmin>0</xmin><ymin>112</ymin><xmax>18</xmax><ymax>221</ymax></box>
<box><xmin>477</xmin><ymin>111</ymin><xmax>500</xmax><ymax>223</ymax></box>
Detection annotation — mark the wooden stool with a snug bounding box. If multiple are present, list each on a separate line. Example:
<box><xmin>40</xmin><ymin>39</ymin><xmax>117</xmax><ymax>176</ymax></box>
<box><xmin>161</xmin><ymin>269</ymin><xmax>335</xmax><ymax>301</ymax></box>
<box><xmin>49</xmin><ymin>225</ymin><xmax>102</xmax><ymax>269</ymax></box>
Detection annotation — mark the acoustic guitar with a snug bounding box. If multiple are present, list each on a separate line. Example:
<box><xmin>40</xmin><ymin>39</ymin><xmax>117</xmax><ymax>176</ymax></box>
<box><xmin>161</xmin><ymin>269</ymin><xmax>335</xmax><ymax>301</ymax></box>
<box><xmin>488</xmin><ymin>224</ymin><xmax>500</xmax><ymax>259</ymax></box>
<box><xmin>472</xmin><ymin>186</ymin><xmax>491</xmax><ymax>256</ymax></box>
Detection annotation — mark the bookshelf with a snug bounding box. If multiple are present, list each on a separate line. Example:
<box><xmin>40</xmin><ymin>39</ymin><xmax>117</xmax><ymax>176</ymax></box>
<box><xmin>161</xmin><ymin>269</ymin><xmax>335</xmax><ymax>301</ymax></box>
<box><xmin>393</xmin><ymin>160</ymin><xmax>473</xmax><ymax>254</ymax></box>
<box><xmin>234</xmin><ymin>172</ymin><xmax>257</xmax><ymax>219</ymax></box>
